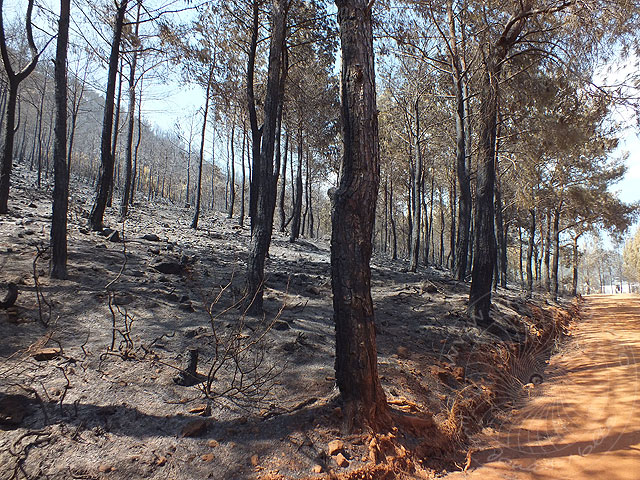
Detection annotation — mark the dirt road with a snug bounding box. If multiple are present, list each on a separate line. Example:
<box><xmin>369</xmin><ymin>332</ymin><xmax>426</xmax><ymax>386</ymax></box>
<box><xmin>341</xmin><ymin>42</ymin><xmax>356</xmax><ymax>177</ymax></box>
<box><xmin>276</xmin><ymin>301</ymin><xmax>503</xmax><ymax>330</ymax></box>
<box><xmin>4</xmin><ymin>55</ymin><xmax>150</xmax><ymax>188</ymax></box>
<box><xmin>447</xmin><ymin>294</ymin><xmax>640</xmax><ymax>480</ymax></box>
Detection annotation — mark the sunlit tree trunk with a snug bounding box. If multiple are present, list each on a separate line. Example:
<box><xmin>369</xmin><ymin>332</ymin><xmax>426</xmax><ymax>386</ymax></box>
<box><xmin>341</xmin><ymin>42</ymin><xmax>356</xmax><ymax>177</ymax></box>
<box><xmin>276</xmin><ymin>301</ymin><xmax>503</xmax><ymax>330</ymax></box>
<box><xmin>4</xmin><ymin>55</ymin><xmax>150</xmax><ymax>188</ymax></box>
<box><xmin>332</xmin><ymin>0</ymin><xmax>390</xmax><ymax>432</ymax></box>
<box><xmin>245</xmin><ymin>0</ymin><xmax>289</xmax><ymax>314</ymax></box>
<box><xmin>50</xmin><ymin>0</ymin><xmax>70</xmax><ymax>279</ymax></box>
<box><xmin>89</xmin><ymin>0</ymin><xmax>128</xmax><ymax>230</ymax></box>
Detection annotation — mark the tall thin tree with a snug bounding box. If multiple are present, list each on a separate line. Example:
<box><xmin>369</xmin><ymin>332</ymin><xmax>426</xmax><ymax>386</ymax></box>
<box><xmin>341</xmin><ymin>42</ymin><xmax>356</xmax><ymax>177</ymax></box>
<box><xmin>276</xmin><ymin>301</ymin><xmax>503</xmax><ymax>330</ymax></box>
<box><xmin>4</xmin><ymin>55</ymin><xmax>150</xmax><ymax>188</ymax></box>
<box><xmin>0</xmin><ymin>0</ymin><xmax>44</xmax><ymax>213</ymax></box>
<box><xmin>89</xmin><ymin>0</ymin><xmax>128</xmax><ymax>230</ymax></box>
<box><xmin>50</xmin><ymin>0</ymin><xmax>71</xmax><ymax>278</ymax></box>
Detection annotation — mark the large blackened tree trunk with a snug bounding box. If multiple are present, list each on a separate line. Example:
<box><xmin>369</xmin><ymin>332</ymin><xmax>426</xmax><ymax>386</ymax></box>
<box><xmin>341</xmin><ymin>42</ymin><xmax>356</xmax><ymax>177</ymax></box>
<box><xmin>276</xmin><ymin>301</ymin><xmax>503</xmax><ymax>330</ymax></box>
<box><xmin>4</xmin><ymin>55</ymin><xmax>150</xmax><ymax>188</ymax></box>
<box><xmin>245</xmin><ymin>0</ymin><xmax>288</xmax><ymax>315</ymax></box>
<box><xmin>50</xmin><ymin>0</ymin><xmax>70</xmax><ymax>279</ymax></box>
<box><xmin>89</xmin><ymin>0</ymin><xmax>128</xmax><ymax>231</ymax></box>
<box><xmin>468</xmin><ymin>59</ymin><xmax>500</xmax><ymax>322</ymax></box>
<box><xmin>468</xmin><ymin>4</ymin><xmax>530</xmax><ymax>323</ymax></box>
<box><xmin>0</xmin><ymin>0</ymin><xmax>40</xmax><ymax>214</ymax></box>
<box><xmin>332</xmin><ymin>0</ymin><xmax>390</xmax><ymax>432</ymax></box>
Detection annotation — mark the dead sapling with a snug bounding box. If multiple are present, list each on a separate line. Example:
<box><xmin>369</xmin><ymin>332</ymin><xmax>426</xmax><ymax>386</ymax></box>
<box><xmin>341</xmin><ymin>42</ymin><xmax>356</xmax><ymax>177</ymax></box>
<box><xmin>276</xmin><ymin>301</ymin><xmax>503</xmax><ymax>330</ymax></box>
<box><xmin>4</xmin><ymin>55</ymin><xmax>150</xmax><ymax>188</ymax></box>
<box><xmin>182</xmin><ymin>272</ymin><xmax>287</xmax><ymax>411</ymax></box>
<box><xmin>103</xmin><ymin>292</ymin><xmax>135</xmax><ymax>360</ymax></box>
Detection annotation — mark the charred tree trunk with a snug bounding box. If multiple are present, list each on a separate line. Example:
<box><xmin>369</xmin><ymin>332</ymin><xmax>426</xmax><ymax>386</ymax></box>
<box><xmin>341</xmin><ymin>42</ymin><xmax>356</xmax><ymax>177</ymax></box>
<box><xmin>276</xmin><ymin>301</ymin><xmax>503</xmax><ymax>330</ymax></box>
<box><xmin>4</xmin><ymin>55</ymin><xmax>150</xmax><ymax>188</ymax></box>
<box><xmin>0</xmin><ymin>0</ymin><xmax>40</xmax><ymax>214</ymax></box>
<box><xmin>121</xmin><ymin>2</ymin><xmax>140</xmax><ymax>218</ymax></box>
<box><xmin>389</xmin><ymin>175</ymin><xmax>397</xmax><ymax>260</ymax></box>
<box><xmin>50</xmin><ymin>0</ymin><xmax>70</xmax><ymax>279</ymax></box>
<box><xmin>247</xmin><ymin>0</ymin><xmax>262</xmax><ymax>230</ymax></box>
<box><xmin>495</xmin><ymin>167</ymin><xmax>506</xmax><ymax>288</ymax></box>
<box><xmin>332</xmin><ymin>0</ymin><xmax>390</xmax><ymax>432</ymax></box>
<box><xmin>191</xmin><ymin>65</ymin><xmax>214</xmax><ymax>230</ymax></box>
<box><xmin>543</xmin><ymin>210</ymin><xmax>551</xmax><ymax>292</ymax></box>
<box><xmin>239</xmin><ymin>124</ymin><xmax>247</xmax><ymax>226</ymax></box>
<box><xmin>227</xmin><ymin>122</ymin><xmax>236</xmax><ymax>218</ymax></box>
<box><xmin>468</xmin><ymin>2</ymin><xmax>531</xmax><ymax>322</ymax></box>
<box><xmin>89</xmin><ymin>0</ymin><xmax>128</xmax><ymax>230</ymax></box>
<box><xmin>278</xmin><ymin>130</ymin><xmax>288</xmax><ymax>232</ymax></box>
<box><xmin>551</xmin><ymin>206</ymin><xmax>561</xmax><ymax>300</ymax></box>
<box><xmin>468</xmin><ymin>61</ymin><xmax>499</xmax><ymax>323</ymax></box>
<box><xmin>289</xmin><ymin>128</ymin><xmax>303</xmax><ymax>242</ymax></box>
<box><xmin>130</xmin><ymin>79</ymin><xmax>143</xmax><ymax>205</ymax></box>
<box><xmin>526</xmin><ymin>208</ymin><xmax>535</xmax><ymax>296</ymax></box>
<box><xmin>409</xmin><ymin>98</ymin><xmax>422</xmax><ymax>273</ymax></box>
<box><xmin>447</xmin><ymin>0</ymin><xmax>471</xmax><ymax>281</ymax></box>
<box><xmin>245</xmin><ymin>0</ymin><xmax>288</xmax><ymax>315</ymax></box>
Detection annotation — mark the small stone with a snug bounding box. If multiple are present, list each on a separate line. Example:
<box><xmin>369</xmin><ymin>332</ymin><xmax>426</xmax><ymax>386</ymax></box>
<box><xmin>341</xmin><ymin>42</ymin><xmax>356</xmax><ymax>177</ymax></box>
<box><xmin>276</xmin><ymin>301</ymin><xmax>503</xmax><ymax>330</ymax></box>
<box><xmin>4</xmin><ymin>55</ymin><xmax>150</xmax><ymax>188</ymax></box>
<box><xmin>312</xmin><ymin>464</ymin><xmax>323</xmax><ymax>473</ymax></box>
<box><xmin>32</xmin><ymin>347</ymin><xmax>62</xmax><ymax>361</ymax></box>
<box><xmin>107</xmin><ymin>230</ymin><xmax>121</xmax><ymax>243</ymax></box>
<box><xmin>142</xmin><ymin>233</ymin><xmax>160</xmax><ymax>242</ymax></box>
<box><xmin>328</xmin><ymin>440</ymin><xmax>344</xmax><ymax>456</ymax></box>
<box><xmin>307</xmin><ymin>286</ymin><xmax>321</xmax><ymax>295</ymax></box>
<box><xmin>156</xmin><ymin>456</ymin><xmax>167</xmax><ymax>466</ymax></box>
<box><xmin>98</xmin><ymin>464</ymin><xmax>113</xmax><ymax>473</ymax></box>
<box><xmin>250</xmin><ymin>454</ymin><xmax>259</xmax><ymax>466</ymax></box>
<box><xmin>207</xmin><ymin>439</ymin><xmax>219</xmax><ymax>448</ymax></box>
<box><xmin>335</xmin><ymin>453</ymin><xmax>349</xmax><ymax>468</ymax></box>
<box><xmin>180</xmin><ymin>419</ymin><xmax>208</xmax><ymax>437</ymax></box>
<box><xmin>152</xmin><ymin>260</ymin><xmax>183</xmax><ymax>275</ymax></box>
<box><xmin>201</xmin><ymin>453</ymin><xmax>214</xmax><ymax>462</ymax></box>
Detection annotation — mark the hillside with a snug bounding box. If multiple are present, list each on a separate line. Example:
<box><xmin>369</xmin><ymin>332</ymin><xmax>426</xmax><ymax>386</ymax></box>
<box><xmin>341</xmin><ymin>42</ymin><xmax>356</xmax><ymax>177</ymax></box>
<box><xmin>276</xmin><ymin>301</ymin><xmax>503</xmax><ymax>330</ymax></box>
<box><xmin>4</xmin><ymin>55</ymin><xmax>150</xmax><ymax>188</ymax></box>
<box><xmin>0</xmin><ymin>165</ymin><xmax>577</xmax><ymax>480</ymax></box>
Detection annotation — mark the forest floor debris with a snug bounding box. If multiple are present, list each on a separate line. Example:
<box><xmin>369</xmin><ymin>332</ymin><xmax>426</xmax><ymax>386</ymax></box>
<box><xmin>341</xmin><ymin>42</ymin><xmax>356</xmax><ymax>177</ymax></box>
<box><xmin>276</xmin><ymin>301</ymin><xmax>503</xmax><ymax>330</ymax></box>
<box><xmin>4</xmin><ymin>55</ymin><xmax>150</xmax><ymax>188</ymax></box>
<box><xmin>1</xmin><ymin>165</ymin><xmax>577</xmax><ymax>479</ymax></box>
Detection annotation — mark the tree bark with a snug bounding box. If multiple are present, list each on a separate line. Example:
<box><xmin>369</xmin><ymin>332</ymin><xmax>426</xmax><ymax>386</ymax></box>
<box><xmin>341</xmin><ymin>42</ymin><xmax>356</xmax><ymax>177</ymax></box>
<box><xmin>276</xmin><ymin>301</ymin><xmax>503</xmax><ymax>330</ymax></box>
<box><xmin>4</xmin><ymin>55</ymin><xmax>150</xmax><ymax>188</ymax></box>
<box><xmin>227</xmin><ymin>122</ymin><xmax>236</xmax><ymax>218</ymax></box>
<box><xmin>191</xmin><ymin>65</ymin><xmax>214</xmax><ymax>230</ymax></box>
<box><xmin>409</xmin><ymin>98</ymin><xmax>422</xmax><ymax>272</ymax></box>
<box><xmin>526</xmin><ymin>208</ymin><xmax>536</xmax><ymax>295</ymax></box>
<box><xmin>332</xmin><ymin>0</ymin><xmax>390</xmax><ymax>432</ymax></box>
<box><xmin>495</xmin><ymin>164</ymin><xmax>507</xmax><ymax>288</ymax></box>
<box><xmin>447</xmin><ymin>0</ymin><xmax>471</xmax><ymax>281</ymax></box>
<box><xmin>121</xmin><ymin>2</ymin><xmax>141</xmax><ymax>218</ymax></box>
<box><xmin>468</xmin><ymin>2</ymin><xmax>531</xmax><ymax>322</ymax></box>
<box><xmin>0</xmin><ymin>0</ymin><xmax>40</xmax><ymax>214</ymax></box>
<box><xmin>289</xmin><ymin>128</ymin><xmax>303</xmax><ymax>242</ymax></box>
<box><xmin>543</xmin><ymin>209</ymin><xmax>551</xmax><ymax>291</ymax></box>
<box><xmin>89</xmin><ymin>0</ymin><xmax>128</xmax><ymax>230</ymax></box>
<box><xmin>278</xmin><ymin>130</ymin><xmax>288</xmax><ymax>232</ymax></box>
<box><xmin>239</xmin><ymin>124</ymin><xmax>247</xmax><ymax>226</ymax></box>
<box><xmin>245</xmin><ymin>0</ymin><xmax>288</xmax><ymax>315</ymax></box>
<box><xmin>551</xmin><ymin>206</ymin><xmax>561</xmax><ymax>300</ymax></box>
<box><xmin>50</xmin><ymin>0</ymin><xmax>70</xmax><ymax>279</ymax></box>
<box><xmin>247</xmin><ymin>0</ymin><xmax>262</xmax><ymax>230</ymax></box>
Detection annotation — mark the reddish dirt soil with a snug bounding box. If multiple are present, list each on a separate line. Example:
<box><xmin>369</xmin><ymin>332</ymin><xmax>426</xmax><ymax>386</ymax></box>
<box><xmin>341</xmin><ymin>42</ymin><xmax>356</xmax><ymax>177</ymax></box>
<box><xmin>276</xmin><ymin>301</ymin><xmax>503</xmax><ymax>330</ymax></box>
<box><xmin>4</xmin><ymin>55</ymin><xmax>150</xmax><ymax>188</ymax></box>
<box><xmin>446</xmin><ymin>294</ymin><xmax>640</xmax><ymax>480</ymax></box>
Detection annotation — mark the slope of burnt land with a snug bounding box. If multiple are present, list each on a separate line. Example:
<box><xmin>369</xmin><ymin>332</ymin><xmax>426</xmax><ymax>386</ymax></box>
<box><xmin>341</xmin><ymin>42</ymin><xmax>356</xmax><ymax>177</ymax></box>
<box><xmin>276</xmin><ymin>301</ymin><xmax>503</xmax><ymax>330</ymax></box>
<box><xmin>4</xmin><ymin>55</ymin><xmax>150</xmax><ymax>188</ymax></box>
<box><xmin>0</xmin><ymin>166</ymin><xmax>577</xmax><ymax>480</ymax></box>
